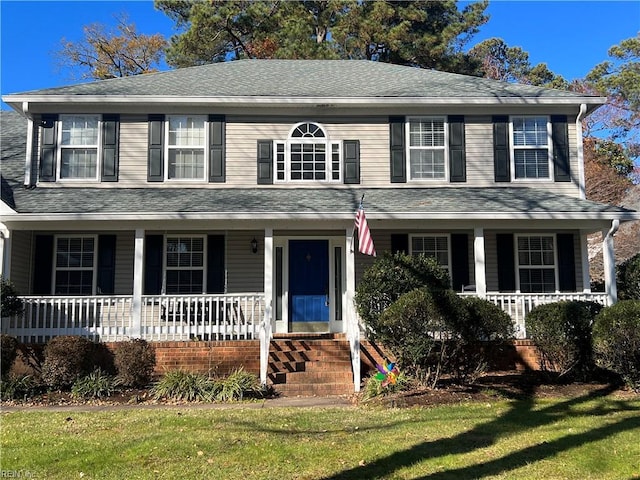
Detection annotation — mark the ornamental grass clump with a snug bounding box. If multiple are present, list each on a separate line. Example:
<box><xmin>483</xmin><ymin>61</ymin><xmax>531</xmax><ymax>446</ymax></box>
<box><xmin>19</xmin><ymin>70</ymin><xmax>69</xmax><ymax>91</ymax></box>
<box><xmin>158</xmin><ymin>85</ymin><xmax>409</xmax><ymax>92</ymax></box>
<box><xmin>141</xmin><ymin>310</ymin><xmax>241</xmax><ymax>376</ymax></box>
<box><xmin>214</xmin><ymin>367</ymin><xmax>265</xmax><ymax>401</ymax></box>
<box><xmin>152</xmin><ymin>370</ymin><xmax>214</xmax><ymax>402</ymax></box>
<box><xmin>71</xmin><ymin>368</ymin><xmax>118</xmax><ymax>399</ymax></box>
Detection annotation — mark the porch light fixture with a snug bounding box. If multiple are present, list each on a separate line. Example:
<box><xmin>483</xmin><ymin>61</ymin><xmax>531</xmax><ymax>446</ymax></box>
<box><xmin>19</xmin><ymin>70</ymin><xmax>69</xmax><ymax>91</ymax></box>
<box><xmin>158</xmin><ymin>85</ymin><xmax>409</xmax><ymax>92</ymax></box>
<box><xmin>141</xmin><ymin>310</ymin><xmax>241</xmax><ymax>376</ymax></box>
<box><xmin>251</xmin><ymin>238</ymin><xmax>258</xmax><ymax>254</ymax></box>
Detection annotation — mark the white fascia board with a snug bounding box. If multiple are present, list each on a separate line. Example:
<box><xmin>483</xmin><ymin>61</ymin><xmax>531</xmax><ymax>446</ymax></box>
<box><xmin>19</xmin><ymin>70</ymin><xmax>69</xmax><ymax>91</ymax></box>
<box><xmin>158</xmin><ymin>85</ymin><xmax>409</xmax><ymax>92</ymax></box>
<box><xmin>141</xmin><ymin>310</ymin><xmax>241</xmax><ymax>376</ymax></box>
<box><xmin>3</xmin><ymin>95</ymin><xmax>608</xmax><ymax>111</ymax></box>
<box><xmin>2</xmin><ymin>210</ymin><xmax>638</xmax><ymax>223</ymax></box>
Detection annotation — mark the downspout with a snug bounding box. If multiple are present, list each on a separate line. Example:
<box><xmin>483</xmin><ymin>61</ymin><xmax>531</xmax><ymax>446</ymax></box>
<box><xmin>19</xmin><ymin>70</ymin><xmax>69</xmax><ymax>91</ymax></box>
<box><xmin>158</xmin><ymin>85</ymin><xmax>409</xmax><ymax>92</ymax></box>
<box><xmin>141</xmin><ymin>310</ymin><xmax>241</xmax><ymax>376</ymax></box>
<box><xmin>603</xmin><ymin>219</ymin><xmax>620</xmax><ymax>306</ymax></box>
<box><xmin>576</xmin><ymin>103</ymin><xmax>588</xmax><ymax>199</ymax></box>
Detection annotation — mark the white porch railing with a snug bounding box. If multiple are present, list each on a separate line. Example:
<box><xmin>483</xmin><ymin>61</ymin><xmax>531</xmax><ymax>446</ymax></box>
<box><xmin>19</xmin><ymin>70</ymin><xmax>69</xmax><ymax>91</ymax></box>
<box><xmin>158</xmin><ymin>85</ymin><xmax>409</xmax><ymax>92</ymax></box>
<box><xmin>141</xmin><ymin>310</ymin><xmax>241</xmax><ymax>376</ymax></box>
<box><xmin>3</xmin><ymin>294</ymin><xmax>265</xmax><ymax>343</ymax></box>
<box><xmin>461</xmin><ymin>292</ymin><xmax>610</xmax><ymax>339</ymax></box>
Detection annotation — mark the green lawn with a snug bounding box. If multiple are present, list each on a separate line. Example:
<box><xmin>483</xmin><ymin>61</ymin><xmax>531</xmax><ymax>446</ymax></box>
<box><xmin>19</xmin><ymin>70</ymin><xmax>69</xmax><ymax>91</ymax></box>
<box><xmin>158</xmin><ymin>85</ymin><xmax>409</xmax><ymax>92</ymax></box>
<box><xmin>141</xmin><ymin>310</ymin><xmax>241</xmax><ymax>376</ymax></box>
<box><xmin>2</xmin><ymin>391</ymin><xmax>639</xmax><ymax>479</ymax></box>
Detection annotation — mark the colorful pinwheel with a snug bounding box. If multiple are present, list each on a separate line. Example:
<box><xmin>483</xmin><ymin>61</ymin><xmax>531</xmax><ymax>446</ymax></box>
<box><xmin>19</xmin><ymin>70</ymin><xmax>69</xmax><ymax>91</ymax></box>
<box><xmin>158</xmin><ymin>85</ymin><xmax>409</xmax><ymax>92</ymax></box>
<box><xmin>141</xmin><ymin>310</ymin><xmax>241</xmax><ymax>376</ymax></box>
<box><xmin>375</xmin><ymin>362</ymin><xmax>399</xmax><ymax>387</ymax></box>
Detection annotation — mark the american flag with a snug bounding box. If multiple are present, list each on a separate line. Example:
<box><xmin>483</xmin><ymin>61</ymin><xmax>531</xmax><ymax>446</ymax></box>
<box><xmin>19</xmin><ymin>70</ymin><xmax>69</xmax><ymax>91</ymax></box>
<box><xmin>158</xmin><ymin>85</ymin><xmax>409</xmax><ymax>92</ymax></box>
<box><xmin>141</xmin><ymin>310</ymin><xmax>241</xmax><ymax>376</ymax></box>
<box><xmin>355</xmin><ymin>201</ymin><xmax>376</xmax><ymax>257</ymax></box>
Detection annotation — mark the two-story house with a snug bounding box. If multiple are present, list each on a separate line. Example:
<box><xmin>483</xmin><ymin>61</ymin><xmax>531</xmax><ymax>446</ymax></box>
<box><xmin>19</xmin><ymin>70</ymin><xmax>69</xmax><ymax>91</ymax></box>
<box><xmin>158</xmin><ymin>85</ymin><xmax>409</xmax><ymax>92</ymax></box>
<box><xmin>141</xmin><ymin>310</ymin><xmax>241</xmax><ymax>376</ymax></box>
<box><xmin>1</xmin><ymin>60</ymin><xmax>637</xmax><ymax>392</ymax></box>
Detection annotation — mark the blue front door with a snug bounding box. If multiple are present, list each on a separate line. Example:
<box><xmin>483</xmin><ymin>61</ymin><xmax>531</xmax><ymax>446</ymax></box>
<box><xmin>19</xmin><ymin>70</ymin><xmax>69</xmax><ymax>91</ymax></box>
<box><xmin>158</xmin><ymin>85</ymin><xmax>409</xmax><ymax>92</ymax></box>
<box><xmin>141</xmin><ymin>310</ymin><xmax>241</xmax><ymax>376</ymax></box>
<box><xmin>289</xmin><ymin>240</ymin><xmax>329</xmax><ymax>322</ymax></box>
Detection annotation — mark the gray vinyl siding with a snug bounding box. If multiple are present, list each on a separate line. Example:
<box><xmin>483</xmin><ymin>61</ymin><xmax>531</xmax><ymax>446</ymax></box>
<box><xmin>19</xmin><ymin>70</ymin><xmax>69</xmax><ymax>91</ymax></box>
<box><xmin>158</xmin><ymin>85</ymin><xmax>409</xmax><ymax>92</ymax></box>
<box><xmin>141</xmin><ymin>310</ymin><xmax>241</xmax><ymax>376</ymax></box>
<box><xmin>226</xmin><ymin>230</ymin><xmax>264</xmax><ymax>293</ymax></box>
<box><xmin>9</xmin><ymin>230</ymin><xmax>32</xmax><ymax>294</ymax></box>
<box><xmin>114</xmin><ymin>232</ymin><xmax>135</xmax><ymax>294</ymax></box>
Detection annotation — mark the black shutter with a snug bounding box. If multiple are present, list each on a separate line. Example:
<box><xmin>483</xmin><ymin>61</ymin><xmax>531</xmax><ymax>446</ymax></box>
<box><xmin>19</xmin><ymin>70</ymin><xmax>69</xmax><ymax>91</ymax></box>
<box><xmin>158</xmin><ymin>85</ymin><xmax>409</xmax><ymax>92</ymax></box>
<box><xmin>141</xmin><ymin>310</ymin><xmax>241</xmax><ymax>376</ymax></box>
<box><xmin>448</xmin><ymin>116</ymin><xmax>466</xmax><ymax>183</ymax></box>
<box><xmin>496</xmin><ymin>233</ymin><xmax>516</xmax><ymax>292</ymax></box>
<box><xmin>552</xmin><ymin>115</ymin><xmax>570</xmax><ymax>182</ymax></box>
<box><xmin>390</xmin><ymin>234</ymin><xmax>409</xmax><ymax>254</ymax></box>
<box><xmin>257</xmin><ymin>140</ymin><xmax>273</xmax><ymax>184</ymax></box>
<box><xmin>209</xmin><ymin>115</ymin><xmax>225</xmax><ymax>182</ymax></box>
<box><xmin>148</xmin><ymin>115</ymin><xmax>164</xmax><ymax>182</ymax></box>
<box><xmin>33</xmin><ymin>235</ymin><xmax>54</xmax><ymax>294</ymax></box>
<box><xmin>343</xmin><ymin>140</ymin><xmax>360</xmax><ymax>184</ymax></box>
<box><xmin>101</xmin><ymin>115</ymin><xmax>119</xmax><ymax>182</ymax></box>
<box><xmin>493</xmin><ymin>116</ymin><xmax>510</xmax><ymax>182</ymax></box>
<box><xmin>39</xmin><ymin>114</ymin><xmax>58</xmax><ymax>182</ymax></box>
<box><xmin>207</xmin><ymin>235</ymin><xmax>225</xmax><ymax>294</ymax></box>
<box><xmin>557</xmin><ymin>233</ymin><xmax>576</xmax><ymax>291</ymax></box>
<box><xmin>389</xmin><ymin>116</ymin><xmax>406</xmax><ymax>183</ymax></box>
<box><xmin>144</xmin><ymin>235</ymin><xmax>163</xmax><ymax>295</ymax></box>
<box><xmin>450</xmin><ymin>234</ymin><xmax>470</xmax><ymax>291</ymax></box>
<box><xmin>97</xmin><ymin>235</ymin><xmax>117</xmax><ymax>294</ymax></box>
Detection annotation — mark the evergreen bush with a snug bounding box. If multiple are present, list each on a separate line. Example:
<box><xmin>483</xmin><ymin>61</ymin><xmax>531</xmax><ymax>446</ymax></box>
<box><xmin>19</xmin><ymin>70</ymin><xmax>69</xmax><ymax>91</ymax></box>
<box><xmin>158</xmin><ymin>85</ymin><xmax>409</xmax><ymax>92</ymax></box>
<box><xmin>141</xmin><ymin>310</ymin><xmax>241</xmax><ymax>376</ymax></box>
<box><xmin>355</xmin><ymin>251</ymin><xmax>450</xmax><ymax>337</ymax></box>
<box><xmin>617</xmin><ymin>253</ymin><xmax>640</xmax><ymax>300</ymax></box>
<box><xmin>592</xmin><ymin>300</ymin><xmax>640</xmax><ymax>391</ymax></box>
<box><xmin>113</xmin><ymin>339</ymin><xmax>156</xmax><ymax>387</ymax></box>
<box><xmin>0</xmin><ymin>334</ymin><xmax>18</xmax><ymax>379</ymax></box>
<box><xmin>0</xmin><ymin>276</ymin><xmax>23</xmax><ymax>318</ymax></box>
<box><xmin>525</xmin><ymin>301</ymin><xmax>603</xmax><ymax>379</ymax></box>
<box><xmin>41</xmin><ymin>336</ymin><xmax>97</xmax><ymax>389</ymax></box>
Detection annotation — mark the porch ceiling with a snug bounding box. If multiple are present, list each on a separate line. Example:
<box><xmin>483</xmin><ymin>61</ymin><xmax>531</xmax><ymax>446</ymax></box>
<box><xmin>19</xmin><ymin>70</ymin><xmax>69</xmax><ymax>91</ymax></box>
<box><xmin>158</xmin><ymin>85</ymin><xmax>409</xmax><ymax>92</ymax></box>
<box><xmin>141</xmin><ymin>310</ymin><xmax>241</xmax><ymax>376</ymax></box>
<box><xmin>1</xmin><ymin>186</ymin><xmax>637</xmax><ymax>223</ymax></box>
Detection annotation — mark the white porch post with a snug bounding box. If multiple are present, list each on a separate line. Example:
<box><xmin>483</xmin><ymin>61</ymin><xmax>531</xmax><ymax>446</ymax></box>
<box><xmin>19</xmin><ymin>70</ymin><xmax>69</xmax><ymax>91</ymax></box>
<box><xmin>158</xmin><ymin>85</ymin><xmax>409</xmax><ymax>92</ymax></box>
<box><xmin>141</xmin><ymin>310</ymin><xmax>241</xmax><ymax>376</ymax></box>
<box><xmin>473</xmin><ymin>227</ymin><xmax>487</xmax><ymax>297</ymax></box>
<box><xmin>346</xmin><ymin>225</ymin><xmax>360</xmax><ymax>392</ymax></box>
<box><xmin>260</xmin><ymin>228</ymin><xmax>274</xmax><ymax>385</ymax></box>
<box><xmin>580</xmin><ymin>230</ymin><xmax>592</xmax><ymax>293</ymax></box>
<box><xmin>602</xmin><ymin>220</ymin><xmax>619</xmax><ymax>306</ymax></box>
<box><xmin>0</xmin><ymin>224</ymin><xmax>10</xmax><ymax>279</ymax></box>
<box><xmin>131</xmin><ymin>228</ymin><xmax>144</xmax><ymax>338</ymax></box>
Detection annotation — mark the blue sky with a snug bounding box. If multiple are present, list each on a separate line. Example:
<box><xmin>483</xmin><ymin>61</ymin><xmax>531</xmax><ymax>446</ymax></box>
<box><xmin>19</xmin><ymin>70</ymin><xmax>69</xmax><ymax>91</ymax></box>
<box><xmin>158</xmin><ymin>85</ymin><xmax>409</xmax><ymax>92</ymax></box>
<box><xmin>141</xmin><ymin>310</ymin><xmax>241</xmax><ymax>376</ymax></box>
<box><xmin>1</xmin><ymin>0</ymin><xmax>639</xmax><ymax>110</ymax></box>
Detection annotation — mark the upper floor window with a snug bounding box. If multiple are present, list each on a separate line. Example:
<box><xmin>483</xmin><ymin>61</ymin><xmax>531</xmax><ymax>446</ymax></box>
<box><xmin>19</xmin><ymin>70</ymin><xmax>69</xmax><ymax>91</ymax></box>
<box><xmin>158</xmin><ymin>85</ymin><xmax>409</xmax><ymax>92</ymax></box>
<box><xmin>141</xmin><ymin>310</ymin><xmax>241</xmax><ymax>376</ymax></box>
<box><xmin>516</xmin><ymin>235</ymin><xmax>556</xmax><ymax>293</ymax></box>
<box><xmin>275</xmin><ymin>122</ymin><xmax>341</xmax><ymax>182</ymax></box>
<box><xmin>54</xmin><ymin>235</ymin><xmax>96</xmax><ymax>295</ymax></box>
<box><xmin>511</xmin><ymin>116</ymin><xmax>552</xmax><ymax>180</ymax></box>
<box><xmin>408</xmin><ymin>117</ymin><xmax>447</xmax><ymax>180</ymax></box>
<box><xmin>167</xmin><ymin>115</ymin><xmax>206</xmax><ymax>180</ymax></box>
<box><xmin>59</xmin><ymin>115</ymin><xmax>100</xmax><ymax>179</ymax></box>
<box><xmin>410</xmin><ymin>234</ymin><xmax>451</xmax><ymax>277</ymax></box>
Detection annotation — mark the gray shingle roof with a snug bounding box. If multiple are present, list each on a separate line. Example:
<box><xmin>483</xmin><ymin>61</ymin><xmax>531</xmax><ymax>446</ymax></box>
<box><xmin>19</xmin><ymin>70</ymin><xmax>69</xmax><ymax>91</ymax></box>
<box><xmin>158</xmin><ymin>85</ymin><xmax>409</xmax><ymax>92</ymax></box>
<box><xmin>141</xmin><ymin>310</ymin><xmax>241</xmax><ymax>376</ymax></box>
<box><xmin>4</xmin><ymin>60</ymin><xmax>599</xmax><ymax>102</ymax></box>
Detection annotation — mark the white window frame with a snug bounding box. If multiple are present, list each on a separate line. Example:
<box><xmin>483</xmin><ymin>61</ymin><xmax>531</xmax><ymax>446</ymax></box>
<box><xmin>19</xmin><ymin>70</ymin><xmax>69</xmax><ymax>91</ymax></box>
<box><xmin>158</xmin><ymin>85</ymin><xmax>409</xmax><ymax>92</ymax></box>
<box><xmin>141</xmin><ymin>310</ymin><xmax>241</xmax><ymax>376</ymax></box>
<box><xmin>53</xmin><ymin>234</ymin><xmax>98</xmax><ymax>295</ymax></box>
<box><xmin>409</xmin><ymin>234</ymin><xmax>452</xmax><ymax>278</ymax></box>
<box><xmin>57</xmin><ymin>114</ymin><xmax>101</xmax><ymax>182</ymax></box>
<box><xmin>406</xmin><ymin>116</ymin><xmax>448</xmax><ymax>181</ymax></box>
<box><xmin>165</xmin><ymin>115</ymin><xmax>208</xmax><ymax>182</ymax></box>
<box><xmin>510</xmin><ymin>115</ymin><xmax>553</xmax><ymax>181</ymax></box>
<box><xmin>275</xmin><ymin>122</ymin><xmax>341</xmax><ymax>183</ymax></box>
<box><xmin>163</xmin><ymin>235</ymin><xmax>207</xmax><ymax>294</ymax></box>
<box><xmin>515</xmin><ymin>234</ymin><xmax>558</xmax><ymax>293</ymax></box>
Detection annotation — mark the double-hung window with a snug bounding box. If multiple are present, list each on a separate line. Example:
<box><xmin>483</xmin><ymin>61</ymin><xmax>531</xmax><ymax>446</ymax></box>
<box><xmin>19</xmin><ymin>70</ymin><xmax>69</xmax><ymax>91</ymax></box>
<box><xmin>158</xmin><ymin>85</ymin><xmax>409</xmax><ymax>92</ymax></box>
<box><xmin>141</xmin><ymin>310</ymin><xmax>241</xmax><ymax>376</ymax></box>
<box><xmin>59</xmin><ymin>115</ymin><xmax>100</xmax><ymax>179</ymax></box>
<box><xmin>408</xmin><ymin>117</ymin><xmax>447</xmax><ymax>180</ymax></box>
<box><xmin>165</xmin><ymin>236</ymin><xmax>205</xmax><ymax>294</ymax></box>
<box><xmin>410</xmin><ymin>234</ymin><xmax>451</xmax><ymax>276</ymax></box>
<box><xmin>516</xmin><ymin>235</ymin><xmax>556</xmax><ymax>292</ymax></box>
<box><xmin>54</xmin><ymin>236</ymin><xmax>96</xmax><ymax>295</ymax></box>
<box><xmin>167</xmin><ymin>115</ymin><xmax>206</xmax><ymax>180</ymax></box>
<box><xmin>511</xmin><ymin>116</ymin><xmax>552</xmax><ymax>179</ymax></box>
<box><xmin>275</xmin><ymin>122</ymin><xmax>341</xmax><ymax>182</ymax></box>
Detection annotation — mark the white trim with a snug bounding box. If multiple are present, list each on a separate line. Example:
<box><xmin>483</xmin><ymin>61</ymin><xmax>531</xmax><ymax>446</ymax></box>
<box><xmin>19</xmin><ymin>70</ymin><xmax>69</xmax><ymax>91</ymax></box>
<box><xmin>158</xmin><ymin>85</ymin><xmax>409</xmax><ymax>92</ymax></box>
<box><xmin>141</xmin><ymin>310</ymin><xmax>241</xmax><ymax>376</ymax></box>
<box><xmin>473</xmin><ymin>227</ymin><xmax>486</xmax><ymax>297</ymax></box>
<box><xmin>131</xmin><ymin>229</ymin><xmax>144</xmax><ymax>338</ymax></box>
<box><xmin>406</xmin><ymin>116</ymin><xmax>448</xmax><ymax>181</ymax></box>
<box><xmin>509</xmin><ymin>115</ymin><xmax>553</xmax><ymax>181</ymax></box>
<box><xmin>576</xmin><ymin>104</ymin><xmax>588</xmax><ymax>199</ymax></box>
<box><xmin>24</xmin><ymin>118</ymin><xmax>34</xmax><ymax>186</ymax></box>
<box><xmin>52</xmin><ymin>234</ymin><xmax>98</xmax><ymax>295</ymax></box>
<box><xmin>580</xmin><ymin>230</ymin><xmax>591</xmax><ymax>293</ymax></box>
<box><xmin>408</xmin><ymin>233</ymin><xmax>452</xmax><ymax>278</ymax></box>
<box><xmin>56</xmin><ymin>114</ymin><xmax>102</xmax><ymax>182</ymax></box>
<box><xmin>163</xmin><ymin>234</ymin><xmax>208</xmax><ymax>294</ymax></box>
<box><xmin>165</xmin><ymin>115</ymin><xmax>208</xmax><ymax>182</ymax></box>
<box><xmin>514</xmin><ymin>233</ymin><xmax>558</xmax><ymax>294</ymax></box>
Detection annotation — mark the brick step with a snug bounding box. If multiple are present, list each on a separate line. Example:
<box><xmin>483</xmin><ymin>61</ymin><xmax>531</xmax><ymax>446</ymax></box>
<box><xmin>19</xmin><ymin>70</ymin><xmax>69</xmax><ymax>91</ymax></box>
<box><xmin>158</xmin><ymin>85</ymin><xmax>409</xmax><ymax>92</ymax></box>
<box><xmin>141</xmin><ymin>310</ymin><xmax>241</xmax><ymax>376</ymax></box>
<box><xmin>273</xmin><ymin>383</ymin><xmax>354</xmax><ymax>396</ymax></box>
<box><xmin>281</xmin><ymin>369</ymin><xmax>354</xmax><ymax>382</ymax></box>
<box><xmin>269</xmin><ymin>351</ymin><xmax>351</xmax><ymax>363</ymax></box>
<box><xmin>270</xmin><ymin>340</ymin><xmax>351</xmax><ymax>349</ymax></box>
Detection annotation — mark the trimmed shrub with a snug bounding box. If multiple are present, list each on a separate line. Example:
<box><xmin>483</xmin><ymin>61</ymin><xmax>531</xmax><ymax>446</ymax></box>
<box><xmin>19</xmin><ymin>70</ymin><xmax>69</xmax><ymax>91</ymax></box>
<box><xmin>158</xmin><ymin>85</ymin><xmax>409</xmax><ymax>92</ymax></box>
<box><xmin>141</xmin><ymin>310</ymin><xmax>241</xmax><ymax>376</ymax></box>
<box><xmin>618</xmin><ymin>253</ymin><xmax>640</xmax><ymax>300</ymax></box>
<box><xmin>113</xmin><ymin>339</ymin><xmax>156</xmax><ymax>387</ymax></box>
<box><xmin>376</xmin><ymin>288</ymin><xmax>469</xmax><ymax>386</ymax></box>
<box><xmin>459</xmin><ymin>296</ymin><xmax>515</xmax><ymax>341</ymax></box>
<box><xmin>525</xmin><ymin>301</ymin><xmax>603</xmax><ymax>379</ymax></box>
<box><xmin>1</xmin><ymin>276</ymin><xmax>23</xmax><ymax>318</ymax></box>
<box><xmin>355</xmin><ymin>251</ymin><xmax>450</xmax><ymax>336</ymax></box>
<box><xmin>71</xmin><ymin>369</ymin><xmax>118</xmax><ymax>399</ymax></box>
<box><xmin>592</xmin><ymin>300</ymin><xmax>640</xmax><ymax>391</ymax></box>
<box><xmin>41</xmin><ymin>336</ymin><xmax>96</xmax><ymax>389</ymax></box>
<box><xmin>0</xmin><ymin>334</ymin><xmax>18</xmax><ymax>378</ymax></box>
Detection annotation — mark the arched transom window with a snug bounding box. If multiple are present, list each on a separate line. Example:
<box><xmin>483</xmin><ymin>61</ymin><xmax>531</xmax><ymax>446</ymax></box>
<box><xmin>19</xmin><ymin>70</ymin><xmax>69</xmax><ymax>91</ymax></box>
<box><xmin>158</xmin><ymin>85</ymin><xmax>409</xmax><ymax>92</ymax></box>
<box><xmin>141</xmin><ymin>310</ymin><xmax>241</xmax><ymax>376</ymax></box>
<box><xmin>275</xmin><ymin>122</ymin><xmax>341</xmax><ymax>182</ymax></box>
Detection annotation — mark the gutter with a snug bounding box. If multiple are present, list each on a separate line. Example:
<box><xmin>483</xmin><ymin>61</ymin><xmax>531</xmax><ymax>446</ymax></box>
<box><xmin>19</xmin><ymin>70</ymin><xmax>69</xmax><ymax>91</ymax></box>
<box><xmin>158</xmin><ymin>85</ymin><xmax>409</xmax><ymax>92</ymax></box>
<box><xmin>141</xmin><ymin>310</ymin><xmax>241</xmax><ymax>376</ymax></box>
<box><xmin>576</xmin><ymin>103</ymin><xmax>588</xmax><ymax>199</ymax></box>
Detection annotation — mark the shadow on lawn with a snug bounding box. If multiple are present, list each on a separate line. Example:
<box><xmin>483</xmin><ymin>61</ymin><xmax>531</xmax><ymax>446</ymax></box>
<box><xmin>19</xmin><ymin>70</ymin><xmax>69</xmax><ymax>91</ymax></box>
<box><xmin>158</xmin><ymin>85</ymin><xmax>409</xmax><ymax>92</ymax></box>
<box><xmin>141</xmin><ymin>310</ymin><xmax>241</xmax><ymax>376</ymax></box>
<box><xmin>321</xmin><ymin>384</ymin><xmax>640</xmax><ymax>480</ymax></box>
